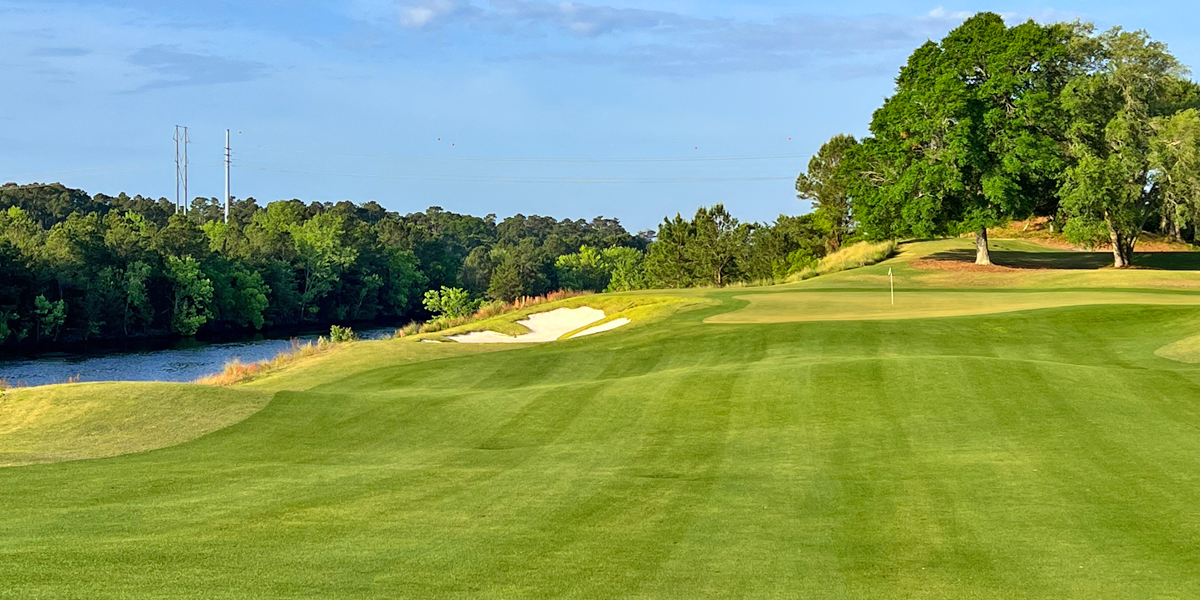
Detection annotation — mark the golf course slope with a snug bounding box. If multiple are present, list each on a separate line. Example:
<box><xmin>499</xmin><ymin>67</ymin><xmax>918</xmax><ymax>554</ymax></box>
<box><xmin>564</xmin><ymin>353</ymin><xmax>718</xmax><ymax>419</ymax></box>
<box><xmin>3</xmin><ymin>238</ymin><xmax>1200</xmax><ymax>599</ymax></box>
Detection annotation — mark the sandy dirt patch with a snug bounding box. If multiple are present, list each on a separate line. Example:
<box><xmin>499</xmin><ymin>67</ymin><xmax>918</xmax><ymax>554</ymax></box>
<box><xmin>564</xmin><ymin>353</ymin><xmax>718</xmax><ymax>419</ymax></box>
<box><xmin>910</xmin><ymin>259</ymin><xmax>1024</xmax><ymax>273</ymax></box>
<box><xmin>449</xmin><ymin>307</ymin><xmax>607</xmax><ymax>343</ymax></box>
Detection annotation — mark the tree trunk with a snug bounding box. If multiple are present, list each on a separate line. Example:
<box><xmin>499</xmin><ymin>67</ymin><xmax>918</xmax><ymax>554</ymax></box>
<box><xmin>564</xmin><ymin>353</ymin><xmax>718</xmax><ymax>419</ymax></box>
<box><xmin>1109</xmin><ymin>227</ymin><xmax>1129</xmax><ymax>268</ymax></box>
<box><xmin>974</xmin><ymin>228</ymin><xmax>992</xmax><ymax>266</ymax></box>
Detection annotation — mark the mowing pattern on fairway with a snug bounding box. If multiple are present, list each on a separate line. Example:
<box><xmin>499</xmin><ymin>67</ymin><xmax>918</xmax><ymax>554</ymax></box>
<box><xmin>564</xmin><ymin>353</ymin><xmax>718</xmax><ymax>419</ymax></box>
<box><xmin>1157</xmin><ymin>333</ymin><xmax>1200</xmax><ymax>363</ymax></box>
<box><xmin>3</xmin><ymin>241</ymin><xmax>1200</xmax><ymax>598</ymax></box>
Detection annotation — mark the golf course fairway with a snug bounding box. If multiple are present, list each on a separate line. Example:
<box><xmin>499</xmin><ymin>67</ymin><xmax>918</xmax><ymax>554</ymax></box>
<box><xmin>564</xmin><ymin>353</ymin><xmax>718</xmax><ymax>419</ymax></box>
<box><xmin>4</xmin><ymin>239</ymin><xmax>1200</xmax><ymax>599</ymax></box>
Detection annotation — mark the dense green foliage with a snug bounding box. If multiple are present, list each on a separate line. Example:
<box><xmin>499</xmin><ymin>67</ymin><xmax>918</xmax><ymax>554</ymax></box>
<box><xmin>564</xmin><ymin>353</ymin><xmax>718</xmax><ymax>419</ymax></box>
<box><xmin>422</xmin><ymin>286</ymin><xmax>478</xmax><ymax>319</ymax></box>
<box><xmin>0</xmin><ymin>184</ymin><xmax>653</xmax><ymax>346</ymax></box>
<box><xmin>816</xmin><ymin>13</ymin><xmax>1200</xmax><ymax>267</ymax></box>
<box><xmin>842</xmin><ymin>14</ymin><xmax>1073</xmax><ymax>264</ymax></box>
<box><xmin>1059</xmin><ymin>27</ymin><xmax>1200</xmax><ymax>266</ymax></box>
<box><xmin>0</xmin><ymin>185</ymin><xmax>829</xmax><ymax>348</ymax></box>
<box><xmin>640</xmin><ymin>205</ymin><xmax>825</xmax><ymax>288</ymax></box>
<box><xmin>795</xmin><ymin>134</ymin><xmax>858</xmax><ymax>252</ymax></box>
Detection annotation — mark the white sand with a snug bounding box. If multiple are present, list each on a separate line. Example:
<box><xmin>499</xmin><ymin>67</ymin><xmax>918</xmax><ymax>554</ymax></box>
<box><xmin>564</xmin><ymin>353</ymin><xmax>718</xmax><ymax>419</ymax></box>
<box><xmin>448</xmin><ymin>307</ymin><xmax>607</xmax><ymax>344</ymax></box>
<box><xmin>570</xmin><ymin>318</ymin><xmax>631</xmax><ymax>338</ymax></box>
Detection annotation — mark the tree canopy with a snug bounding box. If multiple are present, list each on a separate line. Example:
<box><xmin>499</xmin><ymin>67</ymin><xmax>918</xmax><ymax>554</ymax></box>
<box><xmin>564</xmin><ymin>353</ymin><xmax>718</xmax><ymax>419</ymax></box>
<box><xmin>823</xmin><ymin>14</ymin><xmax>1199</xmax><ymax>267</ymax></box>
<box><xmin>0</xmin><ymin>184</ymin><xmax>824</xmax><ymax>348</ymax></box>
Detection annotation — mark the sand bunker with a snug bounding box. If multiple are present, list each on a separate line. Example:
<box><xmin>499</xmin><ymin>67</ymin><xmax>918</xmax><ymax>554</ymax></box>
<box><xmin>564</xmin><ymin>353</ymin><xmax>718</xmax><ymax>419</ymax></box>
<box><xmin>449</xmin><ymin>307</ymin><xmax>616</xmax><ymax>344</ymax></box>
<box><xmin>571</xmin><ymin>318</ymin><xmax>631</xmax><ymax>338</ymax></box>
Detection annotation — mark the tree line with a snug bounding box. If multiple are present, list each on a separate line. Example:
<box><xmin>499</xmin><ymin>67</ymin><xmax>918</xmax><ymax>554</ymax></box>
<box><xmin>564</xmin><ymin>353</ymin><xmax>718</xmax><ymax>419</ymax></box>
<box><xmin>799</xmin><ymin>14</ymin><xmax>1200</xmax><ymax>267</ymax></box>
<box><xmin>0</xmin><ymin>184</ymin><xmax>831</xmax><ymax>347</ymax></box>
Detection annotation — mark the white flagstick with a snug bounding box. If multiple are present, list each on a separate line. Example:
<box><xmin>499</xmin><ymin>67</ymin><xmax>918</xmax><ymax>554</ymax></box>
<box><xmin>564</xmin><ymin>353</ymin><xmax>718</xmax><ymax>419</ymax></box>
<box><xmin>889</xmin><ymin>267</ymin><xmax>894</xmax><ymax>305</ymax></box>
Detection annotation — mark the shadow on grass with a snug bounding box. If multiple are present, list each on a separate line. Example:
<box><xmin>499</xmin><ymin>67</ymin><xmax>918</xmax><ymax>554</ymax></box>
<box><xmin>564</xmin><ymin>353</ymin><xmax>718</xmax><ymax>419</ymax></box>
<box><xmin>927</xmin><ymin>248</ymin><xmax>1200</xmax><ymax>270</ymax></box>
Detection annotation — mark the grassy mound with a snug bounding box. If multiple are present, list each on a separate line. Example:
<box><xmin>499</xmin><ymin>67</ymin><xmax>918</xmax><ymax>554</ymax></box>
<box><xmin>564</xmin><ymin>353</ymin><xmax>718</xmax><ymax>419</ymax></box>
<box><xmin>0</xmin><ymin>382</ymin><xmax>270</xmax><ymax>466</ymax></box>
<box><xmin>2</xmin><ymin>238</ymin><xmax>1200</xmax><ymax>598</ymax></box>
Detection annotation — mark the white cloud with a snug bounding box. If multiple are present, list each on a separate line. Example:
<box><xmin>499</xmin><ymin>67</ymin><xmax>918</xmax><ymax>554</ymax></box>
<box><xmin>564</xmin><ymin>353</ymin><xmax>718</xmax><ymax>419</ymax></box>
<box><xmin>372</xmin><ymin>2</ymin><xmax>1086</xmax><ymax>76</ymax></box>
<box><xmin>926</xmin><ymin>7</ymin><xmax>972</xmax><ymax>20</ymax></box>
<box><xmin>401</xmin><ymin>7</ymin><xmax>436</xmax><ymax>26</ymax></box>
<box><xmin>394</xmin><ymin>0</ymin><xmax>483</xmax><ymax>29</ymax></box>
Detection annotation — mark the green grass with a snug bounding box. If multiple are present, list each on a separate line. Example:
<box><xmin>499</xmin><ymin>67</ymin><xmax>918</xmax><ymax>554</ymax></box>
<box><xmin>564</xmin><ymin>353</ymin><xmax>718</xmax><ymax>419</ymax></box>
<box><xmin>709</xmin><ymin>290</ymin><xmax>1200</xmax><ymax>323</ymax></box>
<box><xmin>1157</xmin><ymin>333</ymin><xmax>1200</xmax><ymax>363</ymax></box>
<box><xmin>3</xmin><ymin>239</ymin><xmax>1200</xmax><ymax>598</ymax></box>
<box><xmin>0</xmin><ymin>382</ymin><xmax>270</xmax><ymax>467</ymax></box>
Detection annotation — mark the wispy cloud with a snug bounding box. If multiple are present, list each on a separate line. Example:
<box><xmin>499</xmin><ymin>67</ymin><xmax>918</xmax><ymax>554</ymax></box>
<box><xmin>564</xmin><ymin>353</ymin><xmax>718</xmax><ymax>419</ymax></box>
<box><xmin>29</xmin><ymin>46</ymin><xmax>90</xmax><ymax>57</ymax></box>
<box><xmin>385</xmin><ymin>1</ymin><xmax>998</xmax><ymax>75</ymax></box>
<box><xmin>127</xmin><ymin>45</ymin><xmax>271</xmax><ymax>91</ymax></box>
<box><xmin>393</xmin><ymin>0</ymin><xmax>708</xmax><ymax>36</ymax></box>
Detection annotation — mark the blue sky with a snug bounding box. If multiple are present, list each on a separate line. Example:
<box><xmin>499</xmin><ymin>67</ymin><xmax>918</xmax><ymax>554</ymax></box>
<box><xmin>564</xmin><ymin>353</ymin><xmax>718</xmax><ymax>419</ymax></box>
<box><xmin>2</xmin><ymin>0</ymin><xmax>1198</xmax><ymax>230</ymax></box>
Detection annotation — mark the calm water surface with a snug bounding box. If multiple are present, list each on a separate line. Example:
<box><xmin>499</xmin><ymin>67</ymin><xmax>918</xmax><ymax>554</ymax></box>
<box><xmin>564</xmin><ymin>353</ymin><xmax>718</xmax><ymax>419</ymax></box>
<box><xmin>0</xmin><ymin>327</ymin><xmax>395</xmax><ymax>387</ymax></box>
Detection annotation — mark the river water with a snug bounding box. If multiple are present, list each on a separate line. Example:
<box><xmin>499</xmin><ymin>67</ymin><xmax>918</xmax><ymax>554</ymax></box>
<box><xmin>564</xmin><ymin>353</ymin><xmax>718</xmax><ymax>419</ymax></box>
<box><xmin>0</xmin><ymin>327</ymin><xmax>396</xmax><ymax>388</ymax></box>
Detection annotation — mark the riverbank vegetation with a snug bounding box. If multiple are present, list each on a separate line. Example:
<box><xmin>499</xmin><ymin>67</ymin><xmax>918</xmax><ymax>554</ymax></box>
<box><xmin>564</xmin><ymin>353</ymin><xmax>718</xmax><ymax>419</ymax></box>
<box><xmin>195</xmin><ymin>334</ymin><xmax>341</xmax><ymax>387</ymax></box>
<box><xmin>0</xmin><ymin>185</ymin><xmax>831</xmax><ymax>349</ymax></box>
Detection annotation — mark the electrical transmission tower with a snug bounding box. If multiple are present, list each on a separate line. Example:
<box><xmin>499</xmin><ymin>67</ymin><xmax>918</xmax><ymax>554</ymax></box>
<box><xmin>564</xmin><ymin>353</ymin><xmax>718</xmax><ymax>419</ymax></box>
<box><xmin>173</xmin><ymin>125</ymin><xmax>191</xmax><ymax>214</ymax></box>
<box><xmin>224</xmin><ymin>129</ymin><xmax>231</xmax><ymax>223</ymax></box>
<box><xmin>182</xmin><ymin>126</ymin><xmax>189</xmax><ymax>214</ymax></box>
<box><xmin>173</xmin><ymin>126</ymin><xmax>181</xmax><ymax>213</ymax></box>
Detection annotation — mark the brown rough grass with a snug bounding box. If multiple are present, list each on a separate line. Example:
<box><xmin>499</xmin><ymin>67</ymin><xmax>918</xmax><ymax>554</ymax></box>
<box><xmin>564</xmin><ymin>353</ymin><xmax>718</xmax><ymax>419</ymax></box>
<box><xmin>196</xmin><ymin>337</ymin><xmax>338</xmax><ymax>386</ymax></box>
<box><xmin>910</xmin><ymin>259</ymin><xmax>1025</xmax><ymax>273</ymax></box>
<box><xmin>786</xmin><ymin>240</ymin><xmax>899</xmax><ymax>282</ymax></box>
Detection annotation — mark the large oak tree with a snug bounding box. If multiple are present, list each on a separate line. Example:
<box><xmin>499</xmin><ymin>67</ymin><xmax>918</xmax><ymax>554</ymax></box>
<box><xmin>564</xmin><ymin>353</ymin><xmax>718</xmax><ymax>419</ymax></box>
<box><xmin>852</xmin><ymin>13</ymin><xmax>1071</xmax><ymax>264</ymax></box>
<box><xmin>1060</xmin><ymin>27</ymin><xmax>1197</xmax><ymax>266</ymax></box>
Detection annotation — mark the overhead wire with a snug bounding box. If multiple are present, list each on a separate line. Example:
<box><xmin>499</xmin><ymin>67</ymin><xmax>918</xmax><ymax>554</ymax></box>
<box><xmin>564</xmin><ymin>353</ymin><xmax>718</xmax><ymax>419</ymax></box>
<box><xmin>240</xmin><ymin>145</ymin><xmax>808</xmax><ymax>164</ymax></box>
<box><xmin>237</xmin><ymin>164</ymin><xmax>793</xmax><ymax>184</ymax></box>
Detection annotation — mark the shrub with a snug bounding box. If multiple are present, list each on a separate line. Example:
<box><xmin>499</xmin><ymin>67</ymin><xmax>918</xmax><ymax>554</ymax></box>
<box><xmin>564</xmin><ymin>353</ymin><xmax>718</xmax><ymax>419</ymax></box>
<box><xmin>603</xmin><ymin>247</ymin><xmax>646</xmax><ymax>292</ymax></box>
<box><xmin>329</xmin><ymin>325</ymin><xmax>357</xmax><ymax>343</ymax></box>
<box><xmin>422</xmin><ymin>286</ymin><xmax>477</xmax><ymax>319</ymax></box>
<box><xmin>555</xmin><ymin>245</ymin><xmax>610</xmax><ymax>291</ymax></box>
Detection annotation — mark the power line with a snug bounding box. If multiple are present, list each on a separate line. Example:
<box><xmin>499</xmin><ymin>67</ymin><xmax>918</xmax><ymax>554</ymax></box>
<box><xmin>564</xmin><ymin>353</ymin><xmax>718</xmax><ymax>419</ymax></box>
<box><xmin>241</xmin><ymin>147</ymin><xmax>809</xmax><ymax>164</ymax></box>
<box><xmin>238</xmin><ymin>165</ymin><xmax>792</xmax><ymax>184</ymax></box>
<box><xmin>224</xmin><ymin>129</ymin><xmax>230</xmax><ymax>223</ymax></box>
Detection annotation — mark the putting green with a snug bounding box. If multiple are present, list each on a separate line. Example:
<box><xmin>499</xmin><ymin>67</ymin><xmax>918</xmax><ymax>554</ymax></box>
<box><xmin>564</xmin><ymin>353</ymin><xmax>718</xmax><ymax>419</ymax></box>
<box><xmin>3</xmin><ymin>240</ymin><xmax>1200</xmax><ymax>599</ymax></box>
<box><xmin>709</xmin><ymin>289</ymin><xmax>1200</xmax><ymax>323</ymax></box>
